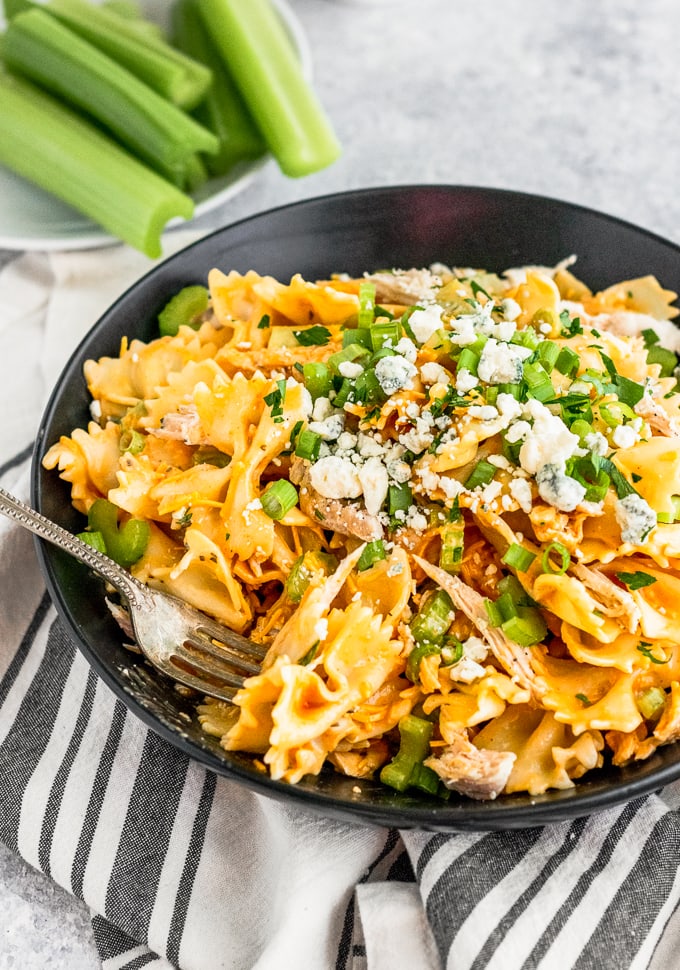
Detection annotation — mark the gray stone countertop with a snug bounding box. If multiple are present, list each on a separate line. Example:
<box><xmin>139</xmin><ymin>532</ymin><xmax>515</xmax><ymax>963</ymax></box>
<box><xmin>1</xmin><ymin>0</ymin><xmax>680</xmax><ymax>965</ymax></box>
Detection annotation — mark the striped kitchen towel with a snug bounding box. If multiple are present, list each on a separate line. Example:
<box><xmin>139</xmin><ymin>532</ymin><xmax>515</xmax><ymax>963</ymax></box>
<box><xmin>3</xmin><ymin>246</ymin><xmax>680</xmax><ymax>970</ymax></box>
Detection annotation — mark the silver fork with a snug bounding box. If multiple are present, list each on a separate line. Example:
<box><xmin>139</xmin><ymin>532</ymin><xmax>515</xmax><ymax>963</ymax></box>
<box><xmin>0</xmin><ymin>488</ymin><xmax>266</xmax><ymax>702</ymax></box>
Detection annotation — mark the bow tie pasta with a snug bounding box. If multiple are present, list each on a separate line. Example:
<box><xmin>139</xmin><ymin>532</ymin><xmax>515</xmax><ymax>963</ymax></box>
<box><xmin>44</xmin><ymin>259</ymin><xmax>680</xmax><ymax>801</ymax></box>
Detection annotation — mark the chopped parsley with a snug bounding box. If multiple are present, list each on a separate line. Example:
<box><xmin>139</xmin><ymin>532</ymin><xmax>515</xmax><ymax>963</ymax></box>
<box><xmin>257</xmin><ymin>313</ymin><xmax>271</xmax><ymax>329</ymax></box>
<box><xmin>264</xmin><ymin>378</ymin><xmax>287</xmax><ymax>422</ymax></box>
<box><xmin>575</xmin><ymin>693</ymin><xmax>592</xmax><ymax>707</ymax></box>
<box><xmin>560</xmin><ymin>309</ymin><xmax>583</xmax><ymax>336</ymax></box>
<box><xmin>637</xmin><ymin>642</ymin><xmax>668</xmax><ymax>664</ymax></box>
<box><xmin>615</xmin><ymin>571</ymin><xmax>657</xmax><ymax>590</ymax></box>
<box><xmin>292</xmin><ymin>325</ymin><xmax>332</xmax><ymax>346</ymax></box>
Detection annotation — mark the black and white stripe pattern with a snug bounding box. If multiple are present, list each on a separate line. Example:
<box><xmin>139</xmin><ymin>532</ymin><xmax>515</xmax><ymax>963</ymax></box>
<box><xmin>3</xmin><ymin>444</ymin><xmax>680</xmax><ymax>970</ymax></box>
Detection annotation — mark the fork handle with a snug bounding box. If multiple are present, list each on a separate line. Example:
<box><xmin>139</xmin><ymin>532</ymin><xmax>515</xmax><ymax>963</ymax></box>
<box><xmin>0</xmin><ymin>487</ymin><xmax>145</xmax><ymax>604</ymax></box>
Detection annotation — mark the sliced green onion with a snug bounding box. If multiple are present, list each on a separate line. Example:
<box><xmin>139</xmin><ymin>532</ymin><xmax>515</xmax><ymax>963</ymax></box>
<box><xmin>370</xmin><ymin>320</ymin><xmax>401</xmax><ymax>351</ymax></box>
<box><xmin>440</xmin><ymin>636</ymin><xmax>464</xmax><ymax>666</ymax></box>
<box><xmin>389</xmin><ymin>483</ymin><xmax>412</xmax><ymax>515</ymax></box>
<box><xmin>501</xmin><ymin>607</ymin><xmax>547</xmax><ymax>646</ymax></box>
<box><xmin>3</xmin><ymin>8</ymin><xmax>218</xmax><ymax>181</ymax></box>
<box><xmin>332</xmin><ymin>378</ymin><xmax>354</xmax><ymax>408</ymax></box>
<box><xmin>497</xmin><ymin>574</ymin><xmax>533</xmax><ymax>605</ymax></box>
<box><xmin>511</xmin><ymin>328</ymin><xmax>540</xmax><ymax>350</ymax></box>
<box><xmin>410</xmin><ymin>589</ymin><xmax>454</xmax><ymax>645</ymax></box>
<box><xmin>497</xmin><ymin>382</ymin><xmax>523</xmax><ymax>400</ymax></box>
<box><xmin>484</xmin><ymin>597</ymin><xmax>504</xmax><ymax>628</ymax></box>
<box><xmin>0</xmin><ymin>72</ymin><xmax>193</xmax><ymax>258</ymax></box>
<box><xmin>456</xmin><ymin>347</ymin><xmax>480</xmax><ymax>376</ymax></box>
<box><xmin>285</xmin><ymin>550</ymin><xmax>337</xmax><ymax>602</ymax></box>
<box><xmin>158</xmin><ymin>285</ymin><xmax>209</xmax><ymax>336</ymax></box>
<box><xmin>555</xmin><ymin>346</ymin><xmax>580</xmax><ymax>377</ymax></box>
<box><xmin>464</xmin><ymin>459</ymin><xmax>496</xmax><ymax>490</ymax></box>
<box><xmin>636</xmin><ymin>686</ymin><xmax>667</xmax><ymax>721</ymax></box>
<box><xmin>523</xmin><ymin>361</ymin><xmax>555</xmax><ymax>402</ymax></box>
<box><xmin>599</xmin><ymin>401</ymin><xmax>635</xmax><ymax>428</ymax></box>
<box><xmin>358</xmin><ymin>281</ymin><xmax>376</xmax><ymax>327</ymax></box>
<box><xmin>87</xmin><ymin>498</ymin><xmax>150</xmax><ymax>567</ymax></box>
<box><xmin>302</xmin><ymin>362</ymin><xmax>332</xmax><ymax>400</ymax></box>
<box><xmin>406</xmin><ymin>641</ymin><xmax>443</xmax><ymax>683</ymax></box>
<box><xmin>439</xmin><ymin>521</ymin><xmax>464</xmax><ymax>572</ymax></box>
<box><xmin>119</xmin><ymin>429</ymin><xmax>145</xmax><ymax>454</ymax></box>
<box><xmin>541</xmin><ymin>541</ymin><xmax>571</xmax><ymax>575</ymax></box>
<box><xmin>327</xmin><ymin>343</ymin><xmax>370</xmax><ymax>374</ymax></box>
<box><xmin>294</xmin><ymin>429</ymin><xmax>322</xmax><ymax>461</ymax></box>
<box><xmin>261</xmin><ymin>480</ymin><xmax>298</xmax><ymax>520</ymax></box>
<box><xmin>496</xmin><ymin>591</ymin><xmax>518</xmax><ymax>622</ymax></box>
<box><xmin>354</xmin><ymin>368</ymin><xmax>386</xmax><ymax>406</ymax></box>
<box><xmin>76</xmin><ymin>529</ymin><xmax>107</xmax><ymax>554</ymax></box>
<box><xmin>379</xmin><ymin>714</ymin><xmax>433</xmax><ymax>792</ymax></box>
<box><xmin>570</xmin><ymin>418</ymin><xmax>594</xmax><ymax>443</ymax></box>
<box><xmin>536</xmin><ymin>340</ymin><xmax>561</xmax><ymax>371</ymax></box>
<box><xmin>408</xmin><ymin>761</ymin><xmax>442</xmax><ymax>796</ymax></box>
<box><xmin>502</xmin><ymin>543</ymin><xmax>536</xmax><ymax>572</ymax></box>
<box><xmin>356</xmin><ymin>539</ymin><xmax>387</xmax><ymax>572</ymax></box>
<box><xmin>343</xmin><ymin>327</ymin><xmax>372</xmax><ymax>350</ymax></box>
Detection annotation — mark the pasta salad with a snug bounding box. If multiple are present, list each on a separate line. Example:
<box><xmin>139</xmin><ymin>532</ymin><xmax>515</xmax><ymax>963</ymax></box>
<box><xmin>44</xmin><ymin>258</ymin><xmax>680</xmax><ymax>801</ymax></box>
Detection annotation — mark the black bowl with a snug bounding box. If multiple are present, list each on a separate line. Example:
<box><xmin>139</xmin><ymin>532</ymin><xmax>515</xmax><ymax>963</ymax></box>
<box><xmin>32</xmin><ymin>185</ymin><xmax>680</xmax><ymax>831</ymax></box>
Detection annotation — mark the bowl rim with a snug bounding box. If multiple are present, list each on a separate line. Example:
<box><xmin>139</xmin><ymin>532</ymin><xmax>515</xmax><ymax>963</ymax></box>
<box><xmin>31</xmin><ymin>183</ymin><xmax>680</xmax><ymax>831</ymax></box>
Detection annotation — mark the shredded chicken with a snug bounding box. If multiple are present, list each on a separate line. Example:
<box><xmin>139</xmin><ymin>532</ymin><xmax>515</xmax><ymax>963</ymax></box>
<box><xmin>570</xmin><ymin>563</ymin><xmax>641</xmax><ymax>633</ymax></box>
<box><xmin>153</xmin><ymin>405</ymin><xmax>205</xmax><ymax>445</ymax></box>
<box><xmin>635</xmin><ymin>394</ymin><xmax>680</xmax><ymax>438</ymax></box>
<box><xmin>425</xmin><ymin>732</ymin><xmax>516</xmax><ymax>800</ymax></box>
<box><xmin>364</xmin><ymin>268</ymin><xmax>441</xmax><ymax>305</ymax></box>
<box><xmin>414</xmin><ymin>556</ymin><xmax>545</xmax><ymax>700</ymax></box>
<box><xmin>290</xmin><ymin>458</ymin><xmax>383</xmax><ymax>542</ymax></box>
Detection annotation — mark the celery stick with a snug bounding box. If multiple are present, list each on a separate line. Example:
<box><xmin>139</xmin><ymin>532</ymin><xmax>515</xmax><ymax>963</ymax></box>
<box><xmin>171</xmin><ymin>0</ymin><xmax>265</xmax><ymax>178</ymax></box>
<box><xmin>6</xmin><ymin>0</ymin><xmax>211</xmax><ymax>110</ymax></box>
<box><xmin>3</xmin><ymin>9</ymin><xmax>218</xmax><ymax>178</ymax></box>
<box><xmin>0</xmin><ymin>71</ymin><xmax>194</xmax><ymax>257</ymax></box>
<box><xmin>198</xmin><ymin>0</ymin><xmax>341</xmax><ymax>178</ymax></box>
<box><xmin>102</xmin><ymin>0</ymin><xmax>165</xmax><ymax>43</ymax></box>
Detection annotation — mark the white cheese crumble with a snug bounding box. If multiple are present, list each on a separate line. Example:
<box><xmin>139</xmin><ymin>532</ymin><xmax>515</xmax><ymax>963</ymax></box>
<box><xmin>420</xmin><ymin>361</ymin><xmax>451</xmax><ymax>385</ymax></box>
<box><xmin>518</xmin><ymin>399</ymin><xmax>583</xmax><ymax>475</ymax></box>
<box><xmin>615</xmin><ymin>493</ymin><xmax>656</xmax><ymax>545</ymax></box>
<box><xmin>612</xmin><ymin>423</ymin><xmax>640</xmax><ymax>450</ymax></box>
<box><xmin>585</xmin><ymin>431</ymin><xmax>608</xmax><ymax>457</ymax></box>
<box><xmin>338</xmin><ymin>360</ymin><xmax>364</xmax><ymax>379</ymax></box>
<box><xmin>395</xmin><ymin>337</ymin><xmax>418</xmax><ymax>362</ymax></box>
<box><xmin>358</xmin><ymin>457</ymin><xmax>389</xmax><ymax>515</ymax></box>
<box><xmin>374</xmin><ymin>355</ymin><xmax>417</xmax><ymax>395</ymax></box>
<box><xmin>508</xmin><ymin>477</ymin><xmax>533</xmax><ymax>514</ymax></box>
<box><xmin>477</xmin><ymin>338</ymin><xmax>532</xmax><ymax>385</ymax></box>
<box><xmin>455</xmin><ymin>367</ymin><xmax>478</xmax><ymax>394</ymax></box>
<box><xmin>309</xmin><ymin>413</ymin><xmax>345</xmax><ymax>441</ymax></box>
<box><xmin>535</xmin><ymin>463</ymin><xmax>586</xmax><ymax>512</ymax></box>
<box><xmin>469</xmin><ymin>404</ymin><xmax>499</xmax><ymax>422</ymax></box>
<box><xmin>309</xmin><ymin>455</ymin><xmax>363</xmax><ymax>500</ymax></box>
<box><xmin>408</xmin><ymin>304</ymin><xmax>444</xmax><ymax>344</ymax></box>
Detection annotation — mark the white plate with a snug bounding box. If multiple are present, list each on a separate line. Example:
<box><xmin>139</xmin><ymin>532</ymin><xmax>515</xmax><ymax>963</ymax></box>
<box><xmin>0</xmin><ymin>0</ymin><xmax>312</xmax><ymax>251</ymax></box>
